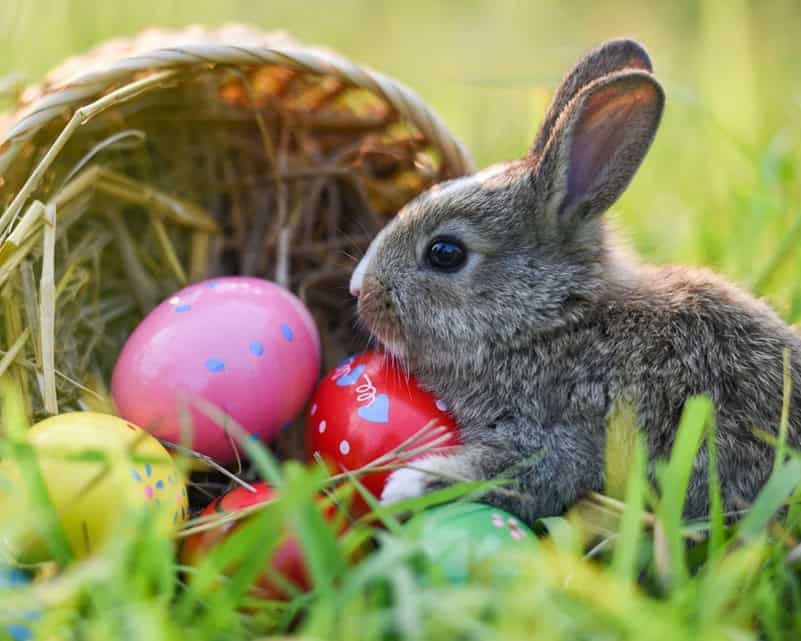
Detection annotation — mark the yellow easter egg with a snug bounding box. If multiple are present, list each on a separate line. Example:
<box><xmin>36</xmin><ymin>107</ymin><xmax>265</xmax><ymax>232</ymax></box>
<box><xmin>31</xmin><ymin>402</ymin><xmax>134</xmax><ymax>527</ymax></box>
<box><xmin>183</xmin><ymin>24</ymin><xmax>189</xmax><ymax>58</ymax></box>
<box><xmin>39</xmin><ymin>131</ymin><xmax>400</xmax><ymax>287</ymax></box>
<box><xmin>0</xmin><ymin>412</ymin><xmax>189</xmax><ymax>562</ymax></box>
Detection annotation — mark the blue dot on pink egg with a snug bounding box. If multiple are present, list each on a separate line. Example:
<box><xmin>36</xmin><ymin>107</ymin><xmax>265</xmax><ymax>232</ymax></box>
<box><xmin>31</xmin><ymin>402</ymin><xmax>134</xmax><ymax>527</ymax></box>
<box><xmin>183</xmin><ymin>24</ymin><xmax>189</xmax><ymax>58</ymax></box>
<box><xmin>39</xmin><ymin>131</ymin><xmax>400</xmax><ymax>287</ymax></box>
<box><xmin>205</xmin><ymin>281</ymin><xmax>219</xmax><ymax>289</ymax></box>
<box><xmin>206</xmin><ymin>358</ymin><xmax>225</xmax><ymax>373</ymax></box>
<box><xmin>281</xmin><ymin>323</ymin><xmax>293</xmax><ymax>342</ymax></box>
<box><xmin>175</xmin><ymin>304</ymin><xmax>191</xmax><ymax>313</ymax></box>
<box><xmin>249</xmin><ymin>341</ymin><xmax>264</xmax><ymax>357</ymax></box>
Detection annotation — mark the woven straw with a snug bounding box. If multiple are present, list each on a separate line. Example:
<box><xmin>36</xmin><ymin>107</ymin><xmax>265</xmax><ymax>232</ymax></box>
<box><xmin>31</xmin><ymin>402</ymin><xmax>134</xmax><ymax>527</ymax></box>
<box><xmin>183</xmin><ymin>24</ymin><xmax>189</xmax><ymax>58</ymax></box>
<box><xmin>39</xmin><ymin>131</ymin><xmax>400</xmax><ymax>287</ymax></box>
<box><xmin>0</xmin><ymin>24</ymin><xmax>472</xmax><ymax>179</ymax></box>
<box><xmin>0</xmin><ymin>24</ymin><xmax>474</xmax><ymax>454</ymax></box>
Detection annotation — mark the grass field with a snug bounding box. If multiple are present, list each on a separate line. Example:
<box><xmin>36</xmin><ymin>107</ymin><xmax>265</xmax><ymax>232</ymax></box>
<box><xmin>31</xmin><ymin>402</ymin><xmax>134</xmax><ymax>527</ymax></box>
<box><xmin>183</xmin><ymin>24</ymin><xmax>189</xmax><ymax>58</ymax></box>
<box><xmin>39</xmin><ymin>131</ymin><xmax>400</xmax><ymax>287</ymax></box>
<box><xmin>3</xmin><ymin>1</ymin><xmax>801</xmax><ymax>640</ymax></box>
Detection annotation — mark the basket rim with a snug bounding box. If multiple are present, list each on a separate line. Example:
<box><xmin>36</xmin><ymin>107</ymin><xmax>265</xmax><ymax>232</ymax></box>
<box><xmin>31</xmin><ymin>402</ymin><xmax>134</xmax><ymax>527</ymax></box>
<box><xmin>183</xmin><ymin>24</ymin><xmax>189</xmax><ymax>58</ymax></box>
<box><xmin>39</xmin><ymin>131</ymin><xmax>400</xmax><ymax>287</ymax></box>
<box><xmin>0</xmin><ymin>23</ymin><xmax>475</xmax><ymax>180</ymax></box>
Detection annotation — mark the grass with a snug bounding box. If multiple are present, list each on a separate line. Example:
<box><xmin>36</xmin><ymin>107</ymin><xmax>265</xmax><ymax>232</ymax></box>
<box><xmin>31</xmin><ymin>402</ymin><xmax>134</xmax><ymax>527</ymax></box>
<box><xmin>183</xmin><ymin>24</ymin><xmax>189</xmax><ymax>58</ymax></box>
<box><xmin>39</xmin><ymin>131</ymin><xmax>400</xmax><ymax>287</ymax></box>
<box><xmin>3</xmin><ymin>1</ymin><xmax>801</xmax><ymax>640</ymax></box>
<box><xmin>4</xmin><ymin>394</ymin><xmax>801</xmax><ymax>641</ymax></box>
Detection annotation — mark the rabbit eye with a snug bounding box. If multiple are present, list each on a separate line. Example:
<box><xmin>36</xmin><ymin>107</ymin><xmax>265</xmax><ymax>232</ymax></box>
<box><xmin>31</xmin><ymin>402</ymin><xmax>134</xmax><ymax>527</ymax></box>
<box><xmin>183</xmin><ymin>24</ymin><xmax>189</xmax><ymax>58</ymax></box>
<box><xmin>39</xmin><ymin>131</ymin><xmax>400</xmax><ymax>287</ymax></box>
<box><xmin>426</xmin><ymin>237</ymin><xmax>467</xmax><ymax>272</ymax></box>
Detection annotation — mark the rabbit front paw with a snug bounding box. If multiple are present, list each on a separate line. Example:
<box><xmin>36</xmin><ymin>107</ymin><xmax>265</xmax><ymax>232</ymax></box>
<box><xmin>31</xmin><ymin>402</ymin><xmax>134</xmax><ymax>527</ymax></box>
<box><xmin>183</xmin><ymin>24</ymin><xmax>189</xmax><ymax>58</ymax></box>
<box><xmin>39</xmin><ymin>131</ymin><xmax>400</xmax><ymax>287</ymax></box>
<box><xmin>380</xmin><ymin>468</ymin><xmax>430</xmax><ymax>505</ymax></box>
<box><xmin>380</xmin><ymin>456</ymin><xmax>450</xmax><ymax>505</ymax></box>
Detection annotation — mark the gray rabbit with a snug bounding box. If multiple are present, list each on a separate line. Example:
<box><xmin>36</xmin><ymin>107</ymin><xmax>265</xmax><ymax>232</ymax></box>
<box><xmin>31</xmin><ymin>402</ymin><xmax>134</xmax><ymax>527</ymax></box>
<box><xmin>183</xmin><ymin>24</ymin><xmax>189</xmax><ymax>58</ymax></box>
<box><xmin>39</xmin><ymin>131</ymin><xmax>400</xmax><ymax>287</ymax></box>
<box><xmin>348</xmin><ymin>38</ymin><xmax>801</xmax><ymax>521</ymax></box>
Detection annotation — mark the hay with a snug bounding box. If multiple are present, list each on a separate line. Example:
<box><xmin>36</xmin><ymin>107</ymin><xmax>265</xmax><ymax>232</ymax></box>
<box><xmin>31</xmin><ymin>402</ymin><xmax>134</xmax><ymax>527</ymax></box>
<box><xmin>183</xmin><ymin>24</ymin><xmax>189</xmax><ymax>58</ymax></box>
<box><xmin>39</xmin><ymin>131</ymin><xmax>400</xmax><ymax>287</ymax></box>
<box><xmin>0</xmin><ymin>22</ymin><xmax>474</xmax><ymax>463</ymax></box>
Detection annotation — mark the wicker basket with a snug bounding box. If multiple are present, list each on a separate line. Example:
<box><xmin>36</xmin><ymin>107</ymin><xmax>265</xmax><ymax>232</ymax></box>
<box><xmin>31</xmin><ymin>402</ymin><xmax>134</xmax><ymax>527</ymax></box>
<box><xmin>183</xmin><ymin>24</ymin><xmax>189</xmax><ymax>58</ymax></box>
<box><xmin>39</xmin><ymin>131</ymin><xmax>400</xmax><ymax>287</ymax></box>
<box><xmin>0</xmin><ymin>23</ymin><xmax>474</xmax><ymax>459</ymax></box>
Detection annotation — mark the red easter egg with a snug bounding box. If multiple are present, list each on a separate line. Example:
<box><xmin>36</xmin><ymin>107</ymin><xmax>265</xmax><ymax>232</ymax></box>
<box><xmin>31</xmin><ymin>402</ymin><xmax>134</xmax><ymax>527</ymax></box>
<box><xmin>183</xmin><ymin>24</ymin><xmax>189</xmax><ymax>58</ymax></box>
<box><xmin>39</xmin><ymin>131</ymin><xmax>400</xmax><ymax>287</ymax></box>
<box><xmin>180</xmin><ymin>482</ymin><xmax>340</xmax><ymax>600</ymax></box>
<box><xmin>305</xmin><ymin>351</ymin><xmax>460</xmax><ymax>513</ymax></box>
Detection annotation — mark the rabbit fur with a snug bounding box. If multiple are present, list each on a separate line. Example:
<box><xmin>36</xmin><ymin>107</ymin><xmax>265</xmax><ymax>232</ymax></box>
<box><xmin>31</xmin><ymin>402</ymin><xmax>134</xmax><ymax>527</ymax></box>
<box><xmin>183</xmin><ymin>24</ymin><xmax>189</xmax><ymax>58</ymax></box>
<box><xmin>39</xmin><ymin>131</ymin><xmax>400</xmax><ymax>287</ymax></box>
<box><xmin>349</xmin><ymin>37</ymin><xmax>801</xmax><ymax>522</ymax></box>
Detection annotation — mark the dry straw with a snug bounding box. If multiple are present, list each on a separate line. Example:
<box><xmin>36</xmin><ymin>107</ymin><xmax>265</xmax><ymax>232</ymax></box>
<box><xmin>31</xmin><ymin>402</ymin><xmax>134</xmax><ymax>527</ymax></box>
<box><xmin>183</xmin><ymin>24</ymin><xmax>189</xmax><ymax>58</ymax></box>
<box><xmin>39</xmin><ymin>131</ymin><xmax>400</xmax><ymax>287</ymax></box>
<box><xmin>0</xmin><ymin>23</ymin><xmax>474</xmax><ymax>463</ymax></box>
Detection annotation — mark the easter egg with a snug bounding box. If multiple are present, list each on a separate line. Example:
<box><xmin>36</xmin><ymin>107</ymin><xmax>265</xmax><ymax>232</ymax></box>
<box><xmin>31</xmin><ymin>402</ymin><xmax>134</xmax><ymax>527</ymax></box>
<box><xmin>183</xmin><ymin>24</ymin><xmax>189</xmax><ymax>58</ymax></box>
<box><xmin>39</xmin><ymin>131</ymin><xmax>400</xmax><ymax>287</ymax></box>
<box><xmin>111</xmin><ymin>276</ymin><xmax>321</xmax><ymax>463</ymax></box>
<box><xmin>0</xmin><ymin>412</ymin><xmax>188</xmax><ymax>562</ymax></box>
<box><xmin>305</xmin><ymin>351</ymin><xmax>459</xmax><ymax>513</ymax></box>
<box><xmin>0</xmin><ymin>567</ymin><xmax>35</xmax><ymax>641</ymax></box>
<box><xmin>405</xmin><ymin>502</ymin><xmax>536</xmax><ymax>583</ymax></box>
<box><xmin>180</xmin><ymin>482</ymin><xmax>341</xmax><ymax>600</ymax></box>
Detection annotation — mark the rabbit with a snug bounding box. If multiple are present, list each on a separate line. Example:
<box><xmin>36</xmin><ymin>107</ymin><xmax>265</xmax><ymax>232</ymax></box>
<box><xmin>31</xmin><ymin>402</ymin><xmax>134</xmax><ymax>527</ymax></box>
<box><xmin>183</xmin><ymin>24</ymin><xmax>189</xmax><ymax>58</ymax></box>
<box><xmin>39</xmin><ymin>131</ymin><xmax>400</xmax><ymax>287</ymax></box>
<box><xmin>348</xmin><ymin>37</ymin><xmax>801</xmax><ymax>522</ymax></box>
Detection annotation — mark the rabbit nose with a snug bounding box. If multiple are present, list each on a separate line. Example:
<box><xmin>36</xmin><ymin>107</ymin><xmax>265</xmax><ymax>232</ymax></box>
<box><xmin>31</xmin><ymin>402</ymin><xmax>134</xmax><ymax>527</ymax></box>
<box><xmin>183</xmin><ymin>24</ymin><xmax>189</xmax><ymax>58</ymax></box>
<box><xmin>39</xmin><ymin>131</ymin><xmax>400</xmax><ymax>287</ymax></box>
<box><xmin>351</xmin><ymin>231</ymin><xmax>382</xmax><ymax>298</ymax></box>
<box><xmin>350</xmin><ymin>250</ymin><xmax>370</xmax><ymax>298</ymax></box>
<box><xmin>350</xmin><ymin>261</ymin><xmax>365</xmax><ymax>298</ymax></box>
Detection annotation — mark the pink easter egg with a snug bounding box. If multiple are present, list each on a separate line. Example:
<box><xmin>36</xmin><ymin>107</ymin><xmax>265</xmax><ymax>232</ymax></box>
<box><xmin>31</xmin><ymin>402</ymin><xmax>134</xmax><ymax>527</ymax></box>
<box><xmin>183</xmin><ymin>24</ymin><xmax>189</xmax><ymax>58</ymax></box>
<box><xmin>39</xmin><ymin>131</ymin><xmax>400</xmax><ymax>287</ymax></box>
<box><xmin>111</xmin><ymin>277</ymin><xmax>321</xmax><ymax>463</ymax></box>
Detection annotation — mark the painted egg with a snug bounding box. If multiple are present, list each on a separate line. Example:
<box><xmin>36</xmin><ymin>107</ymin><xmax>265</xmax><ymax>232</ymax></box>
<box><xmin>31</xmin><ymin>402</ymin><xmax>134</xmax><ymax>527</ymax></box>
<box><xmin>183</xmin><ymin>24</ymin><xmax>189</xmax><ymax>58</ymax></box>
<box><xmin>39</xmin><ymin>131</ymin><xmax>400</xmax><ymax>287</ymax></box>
<box><xmin>111</xmin><ymin>276</ymin><xmax>321</xmax><ymax>463</ymax></box>
<box><xmin>0</xmin><ymin>412</ymin><xmax>188</xmax><ymax>562</ymax></box>
<box><xmin>405</xmin><ymin>502</ymin><xmax>536</xmax><ymax>583</ymax></box>
<box><xmin>305</xmin><ymin>351</ymin><xmax>459</xmax><ymax>514</ymax></box>
<box><xmin>180</xmin><ymin>482</ymin><xmax>342</xmax><ymax>600</ymax></box>
<box><xmin>0</xmin><ymin>567</ymin><xmax>35</xmax><ymax>641</ymax></box>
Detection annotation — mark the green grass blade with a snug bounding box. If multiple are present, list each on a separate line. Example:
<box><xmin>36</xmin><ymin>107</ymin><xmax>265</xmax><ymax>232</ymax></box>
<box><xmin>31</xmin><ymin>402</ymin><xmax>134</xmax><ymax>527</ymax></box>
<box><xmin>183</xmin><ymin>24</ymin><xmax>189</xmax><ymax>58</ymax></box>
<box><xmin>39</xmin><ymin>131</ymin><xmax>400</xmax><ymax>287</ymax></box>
<box><xmin>605</xmin><ymin>400</ymin><xmax>641</xmax><ymax>500</ymax></box>
<box><xmin>705</xmin><ymin>408</ymin><xmax>725</xmax><ymax>556</ymax></box>
<box><xmin>657</xmin><ymin>395</ymin><xmax>713</xmax><ymax>589</ymax></box>
<box><xmin>3</xmin><ymin>439</ymin><xmax>73</xmax><ymax>565</ymax></box>
<box><xmin>737</xmin><ymin>458</ymin><xmax>801</xmax><ymax>543</ymax></box>
<box><xmin>284</xmin><ymin>463</ymin><xmax>347</xmax><ymax>597</ymax></box>
<box><xmin>773</xmin><ymin>348</ymin><xmax>792</xmax><ymax>475</ymax></box>
<box><xmin>611</xmin><ymin>433</ymin><xmax>647</xmax><ymax>582</ymax></box>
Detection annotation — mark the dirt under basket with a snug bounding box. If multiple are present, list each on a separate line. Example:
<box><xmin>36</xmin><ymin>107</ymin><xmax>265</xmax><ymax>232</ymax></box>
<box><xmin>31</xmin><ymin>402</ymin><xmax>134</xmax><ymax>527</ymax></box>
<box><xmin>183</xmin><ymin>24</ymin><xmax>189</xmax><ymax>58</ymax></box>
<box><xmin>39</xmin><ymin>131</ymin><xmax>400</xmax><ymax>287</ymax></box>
<box><xmin>0</xmin><ymin>24</ymin><xmax>474</xmax><ymax>468</ymax></box>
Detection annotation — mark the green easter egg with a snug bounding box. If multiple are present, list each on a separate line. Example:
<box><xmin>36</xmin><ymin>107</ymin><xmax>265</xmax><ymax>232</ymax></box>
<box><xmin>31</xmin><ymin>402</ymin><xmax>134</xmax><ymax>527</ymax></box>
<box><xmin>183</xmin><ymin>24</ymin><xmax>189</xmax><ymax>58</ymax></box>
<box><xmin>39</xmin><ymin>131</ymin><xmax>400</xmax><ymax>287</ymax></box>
<box><xmin>406</xmin><ymin>502</ymin><xmax>536</xmax><ymax>583</ymax></box>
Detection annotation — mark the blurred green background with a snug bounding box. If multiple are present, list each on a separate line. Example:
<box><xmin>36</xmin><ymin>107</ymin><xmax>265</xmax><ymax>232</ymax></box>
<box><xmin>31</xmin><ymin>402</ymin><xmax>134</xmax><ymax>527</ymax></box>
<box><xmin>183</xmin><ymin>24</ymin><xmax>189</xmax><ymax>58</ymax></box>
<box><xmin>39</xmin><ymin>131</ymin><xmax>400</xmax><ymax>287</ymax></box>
<box><xmin>3</xmin><ymin>0</ymin><xmax>801</xmax><ymax>316</ymax></box>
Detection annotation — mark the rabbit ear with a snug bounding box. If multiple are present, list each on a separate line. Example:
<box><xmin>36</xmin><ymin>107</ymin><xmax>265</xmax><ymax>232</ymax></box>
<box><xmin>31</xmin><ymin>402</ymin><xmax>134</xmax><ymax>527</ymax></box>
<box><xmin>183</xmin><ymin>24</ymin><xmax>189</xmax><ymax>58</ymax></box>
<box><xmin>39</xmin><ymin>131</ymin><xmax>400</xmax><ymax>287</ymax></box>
<box><xmin>535</xmin><ymin>69</ymin><xmax>664</xmax><ymax>222</ymax></box>
<box><xmin>531</xmin><ymin>38</ymin><xmax>653</xmax><ymax>156</ymax></box>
